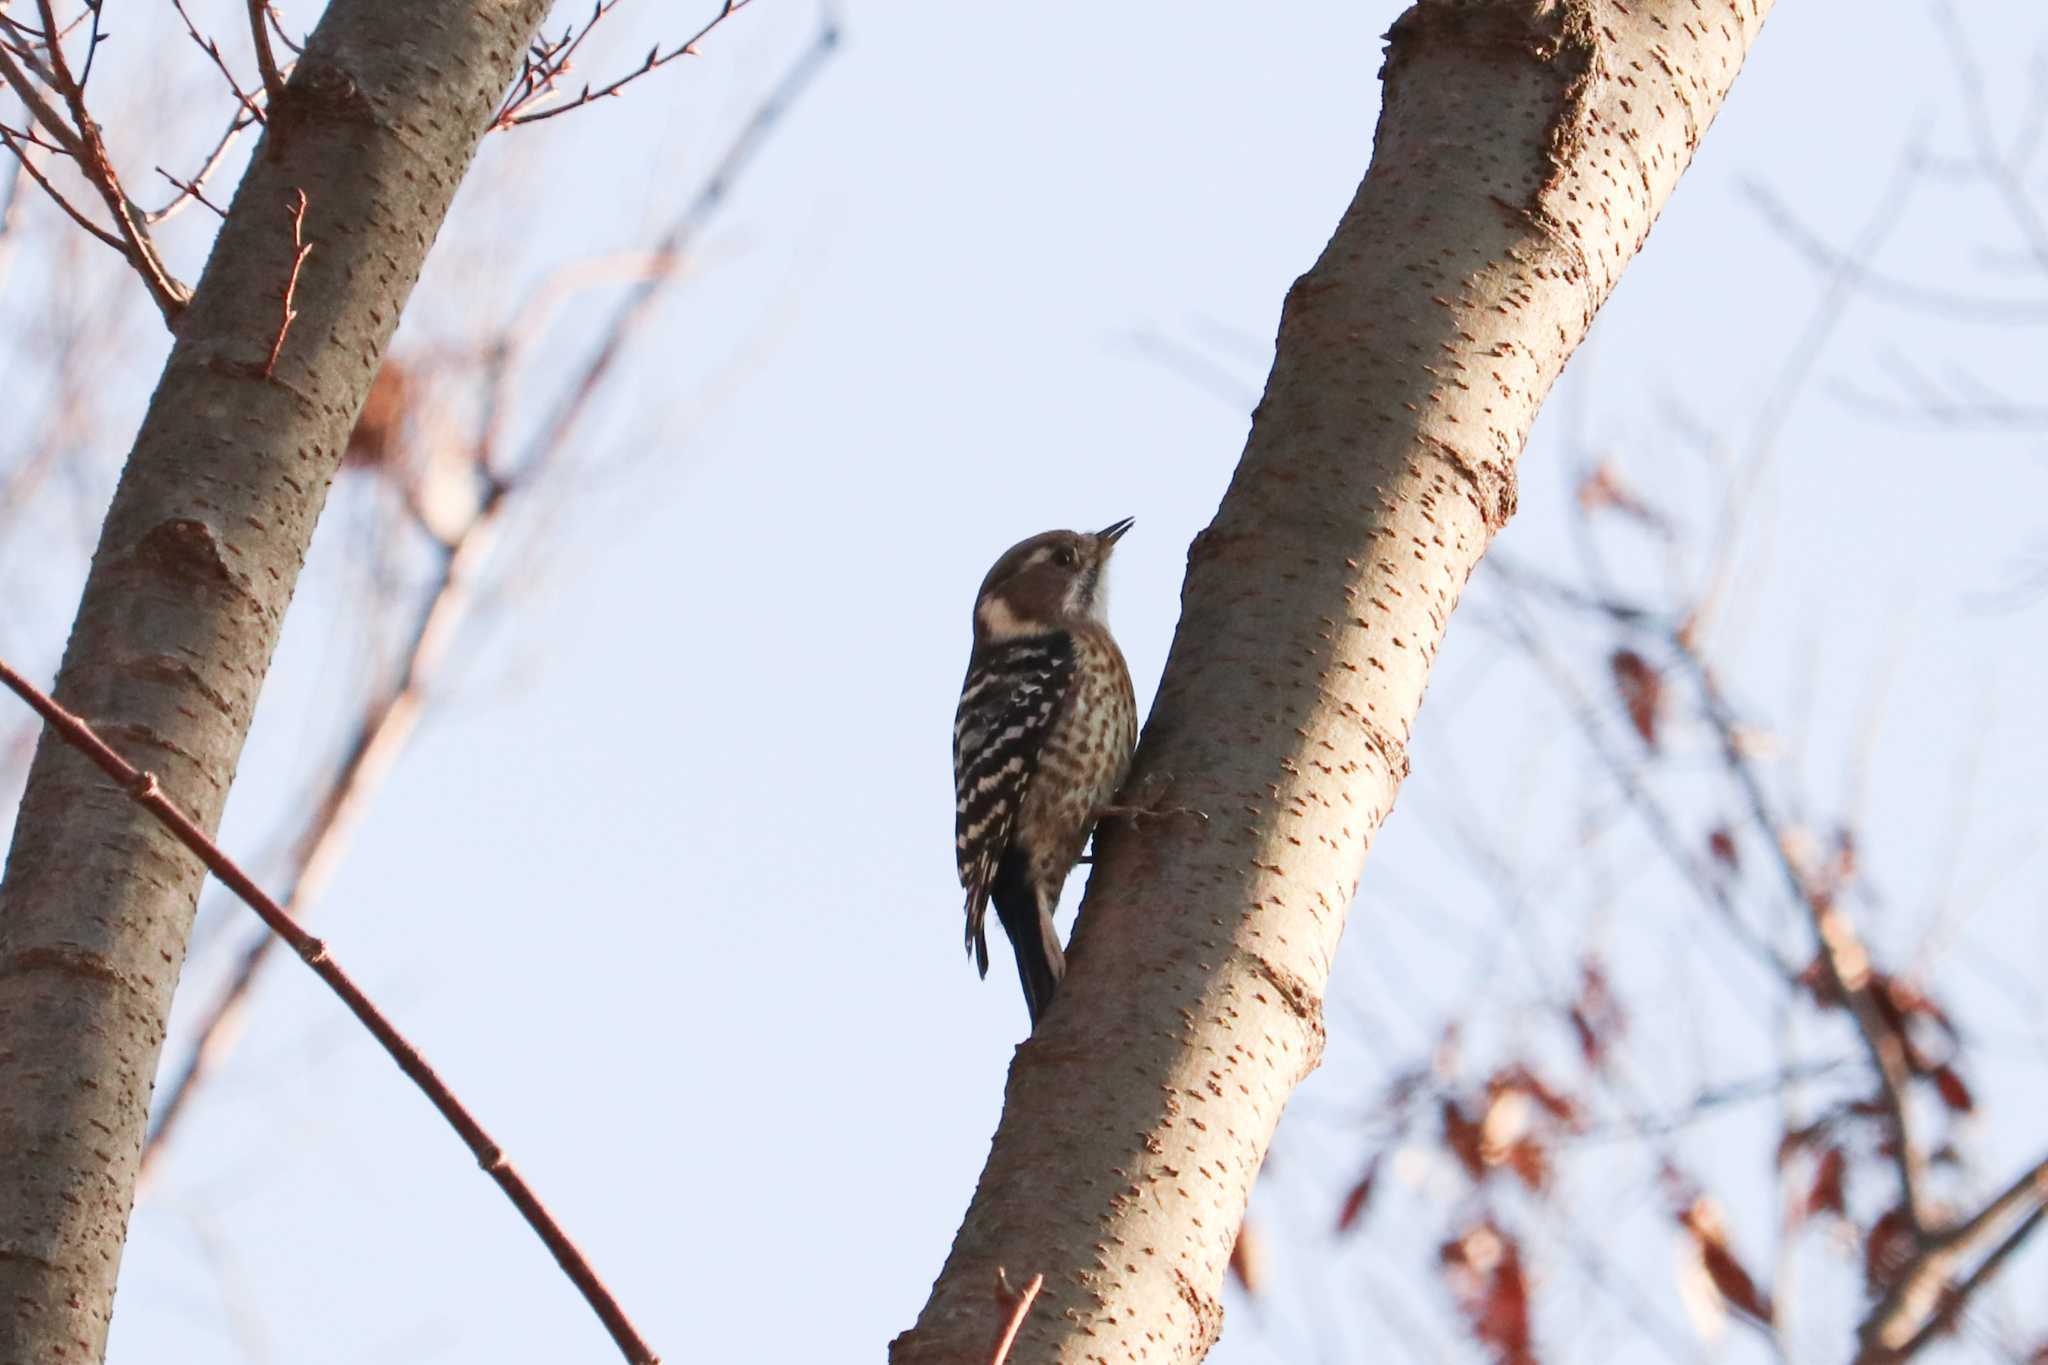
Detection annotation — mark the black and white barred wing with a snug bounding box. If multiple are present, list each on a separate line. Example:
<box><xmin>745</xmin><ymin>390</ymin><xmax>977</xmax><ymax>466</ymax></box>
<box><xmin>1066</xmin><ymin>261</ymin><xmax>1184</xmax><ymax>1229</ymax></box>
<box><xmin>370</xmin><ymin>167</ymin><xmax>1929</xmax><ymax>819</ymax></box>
<box><xmin>953</xmin><ymin>634</ymin><xmax>1075</xmax><ymax>976</ymax></box>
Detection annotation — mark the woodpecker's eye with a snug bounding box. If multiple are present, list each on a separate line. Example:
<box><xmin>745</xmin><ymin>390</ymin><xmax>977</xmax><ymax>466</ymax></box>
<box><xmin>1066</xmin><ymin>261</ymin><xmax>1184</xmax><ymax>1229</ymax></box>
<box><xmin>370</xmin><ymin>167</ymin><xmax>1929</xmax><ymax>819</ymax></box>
<box><xmin>1052</xmin><ymin>545</ymin><xmax>1078</xmax><ymax>568</ymax></box>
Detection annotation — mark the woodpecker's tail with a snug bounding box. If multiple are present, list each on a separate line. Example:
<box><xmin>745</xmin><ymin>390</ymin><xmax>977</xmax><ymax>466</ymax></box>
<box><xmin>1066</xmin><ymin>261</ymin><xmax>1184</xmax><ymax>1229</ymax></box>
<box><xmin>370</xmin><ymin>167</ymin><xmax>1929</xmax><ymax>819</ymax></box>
<box><xmin>991</xmin><ymin>857</ymin><xmax>1065</xmax><ymax>1027</ymax></box>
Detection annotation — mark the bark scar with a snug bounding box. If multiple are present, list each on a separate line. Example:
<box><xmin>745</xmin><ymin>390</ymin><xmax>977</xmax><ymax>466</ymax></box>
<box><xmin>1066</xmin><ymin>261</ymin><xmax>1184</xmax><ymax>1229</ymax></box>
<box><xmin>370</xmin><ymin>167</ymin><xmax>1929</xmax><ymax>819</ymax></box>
<box><xmin>267</xmin><ymin>59</ymin><xmax>378</xmax><ymax>149</ymax></box>
<box><xmin>130</xmin><ymin>519</ymin><xmax>255</xmax><ymax>603</ymax></box>
<box><xmin>0</xmin><ymin>945</ymin><xmax>137</xmax><ymax>994</ymax></box>
<box><xmin>1246</xmin><ymin>953</ymin><xmax>1327</xmax><ymax>1071</ymax></box>
<box><xmin>1418</xmin><ymin>433</ymin><xmax>1518</xmax><ymax>534</ymax></box>
<box><xmin>117</xmin><ymin>654</ymin><xmax>235</xmax><ymax>721</ymax></box>
<box><xmin>1172</xmin><ymin>1266</ymin><xmax>1226</xmax><ymax>1350</ymax></box>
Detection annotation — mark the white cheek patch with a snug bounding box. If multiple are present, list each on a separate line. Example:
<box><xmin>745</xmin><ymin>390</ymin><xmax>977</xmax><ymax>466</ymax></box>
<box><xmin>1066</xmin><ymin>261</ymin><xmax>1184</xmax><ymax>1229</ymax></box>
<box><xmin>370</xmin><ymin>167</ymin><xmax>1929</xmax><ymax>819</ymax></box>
<box><xmin>977</xmin><ymin>596</ymin><xmax>1033</xmax><ymax>639</ymax></box>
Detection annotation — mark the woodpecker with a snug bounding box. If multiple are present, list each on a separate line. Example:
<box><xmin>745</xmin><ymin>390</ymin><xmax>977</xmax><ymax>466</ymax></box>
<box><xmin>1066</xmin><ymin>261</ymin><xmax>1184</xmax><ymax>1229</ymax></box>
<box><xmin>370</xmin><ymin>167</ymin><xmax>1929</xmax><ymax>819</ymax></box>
<box><xmin>954</xmin><ymin>518</ymin><xmax>1138</xmax><ymax>1028</ymax></box>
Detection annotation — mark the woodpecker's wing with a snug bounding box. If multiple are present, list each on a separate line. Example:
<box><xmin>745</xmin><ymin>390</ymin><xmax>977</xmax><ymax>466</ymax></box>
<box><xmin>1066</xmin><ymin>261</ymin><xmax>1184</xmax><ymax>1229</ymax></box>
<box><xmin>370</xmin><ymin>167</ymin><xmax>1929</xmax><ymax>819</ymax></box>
<box><xmin>954</xmin><ymin>633</ymin><xmax>1077</xmax><ymax>977</ymax></box>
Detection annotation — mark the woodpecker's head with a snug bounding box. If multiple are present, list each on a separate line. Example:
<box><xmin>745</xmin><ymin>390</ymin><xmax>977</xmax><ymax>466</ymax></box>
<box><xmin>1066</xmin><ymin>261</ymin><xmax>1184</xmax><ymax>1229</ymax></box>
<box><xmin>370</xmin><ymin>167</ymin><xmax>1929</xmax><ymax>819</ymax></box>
<box><xmin>972</xmin><ymin>517</ymin><xmax>1133</xmax><ymax>642</ymax></box>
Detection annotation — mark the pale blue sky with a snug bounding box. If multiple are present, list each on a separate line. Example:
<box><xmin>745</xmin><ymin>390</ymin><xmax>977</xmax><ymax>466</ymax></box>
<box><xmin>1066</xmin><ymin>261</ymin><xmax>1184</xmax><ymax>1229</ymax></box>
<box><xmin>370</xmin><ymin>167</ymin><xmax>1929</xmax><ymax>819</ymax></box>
<box><xmin>0</xmin><ymin>1</ymin><xmax>2041</xmax><ymax>1361</ymax></box>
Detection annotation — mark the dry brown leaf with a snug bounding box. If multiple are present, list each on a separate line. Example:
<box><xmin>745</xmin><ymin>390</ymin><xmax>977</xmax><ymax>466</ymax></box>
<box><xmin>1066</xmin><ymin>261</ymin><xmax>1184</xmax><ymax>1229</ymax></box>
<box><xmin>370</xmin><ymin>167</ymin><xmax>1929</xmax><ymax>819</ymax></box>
<box><xmin>1931</xmin><ymin>1064</ymin><xmax>1974</xmax><ymax>1114</ymax></box>
<box><xmin>1442</xmin><ymin>1098</ymin><xmax>1488</xmax><ymax>1182</ymax></box>
<box><xmin>1610</xmin><ymin>648</ymin><xmax>1663</xmax><ymax>748</ymax></box>
<box><xmin>1680</xmin><ymin>1197</ymin><xmax>1773</xmax><ymax>1325</ymax></box>
<box><xmin>1228</xmin><ymin>1217</ymin><xmax>1267</xmax><ymax>1297</ymax></box>
<box><xmin>1441</xmin><ymin>1222</ymin><xmax>1537</xmax><ymax>1365</ymax></box>
<box><xmin>1335</xmin><ymin>1157</ymin><xmax>1380</xmax><ymax>1234</ymax></box>
<box><xmin>1804</xmin><ymin>1146</ymin><xmax>1846</xmax><ymax>1220</ymax></box>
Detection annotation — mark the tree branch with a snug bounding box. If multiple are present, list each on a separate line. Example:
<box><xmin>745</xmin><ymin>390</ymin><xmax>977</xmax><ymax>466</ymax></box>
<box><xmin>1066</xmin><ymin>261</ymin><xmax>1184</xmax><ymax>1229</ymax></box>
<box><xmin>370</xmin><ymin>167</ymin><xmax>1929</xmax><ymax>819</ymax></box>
<box><xmin>988</xmin><ymin>1271</ymin><xmax>1043</xmax><ymax>1365</ymax></box>
<box><xmin>0</xmin><ymin>1</ymin><xmax>564</xmax><ymax>1355</ymax></box>
<box><xmin>1858</xmin><ymin>1150</ymin><xmax>2048</xmax><ymax>1360</ymax></box>
<box><xmin>891</xmin><ymin>1</ymin><xmax>1776</xmax><ymax>1357</ymax></box>
<box><xmin>247</xmin><ymin>0</ymin><xmax>287</xmax><ymax>107</ymax></box>
<box><xmin>1675</xmin><ymin>645</ymin><xmax>1934</xmax><ymax>1236</ymax></box>
<box><xmin>1492</xmin><ymin>554</ymin><xmax>1941</xmax><ymax>1239</ymax></box>
<box><xmin>493</xmin><ymin>0</ymin><xmax>762</xmax><ymax>129</ymax></box>
<box><xmin>136</xmin><ymin>10</ymin><xmax>840</xmax><ymax>1179</ymax></box>
<box><xmin>28</xmin><ymin>0</ymin><xmax>188</xmax><ymax>320</ymax></box>
<box><xmin>0</xmin><ymin>657</ymin><xmax>659</xmax><ymax>1364</ymax></box>
<box><xmin>141</xmin><ymin>466</ymin><xmax>514</xmax><ymax>1182</ymax></box>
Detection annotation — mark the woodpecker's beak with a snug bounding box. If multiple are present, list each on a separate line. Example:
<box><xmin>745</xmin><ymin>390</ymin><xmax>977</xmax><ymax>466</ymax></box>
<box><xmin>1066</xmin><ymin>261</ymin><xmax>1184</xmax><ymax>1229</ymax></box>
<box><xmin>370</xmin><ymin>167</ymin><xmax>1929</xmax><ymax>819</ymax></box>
<box><xmin>1097</xmin><ymin>516</ymin><xmax>1135</xmax><ymax>546</ymax></box>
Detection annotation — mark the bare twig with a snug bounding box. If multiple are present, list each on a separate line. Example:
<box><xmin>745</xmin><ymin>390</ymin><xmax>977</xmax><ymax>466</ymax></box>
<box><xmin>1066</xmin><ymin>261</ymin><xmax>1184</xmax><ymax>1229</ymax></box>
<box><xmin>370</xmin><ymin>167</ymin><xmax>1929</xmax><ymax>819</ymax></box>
<box><xmin>1745</xmin><ymin>183</ymin><xmax>2048</xmax><ymax>325</ymax></box>
<box><xmin>265</xmin><ymin>188</ymin><xmax>313</xmax><ymax>378</ymax></box>
<box><xmin>259</xmin><ymin>0</ymin><xmax>303</xmax><ymax>55</ymax></box>
<box><xmin>170</xmin><ymin>0</ymin><xmax>265</xmax><ymax>121</ymax></box>
<box><xmin>506</xmin><ymin>11</ymin><xmax>838</xmax><ymax>477</ymax></box>
<box><xmin>1486</xmin><ymin>561</ymin><xmax>1797</xmax><ymax>984</ymax></box>
<box><xmin>1676</xmin><ymin>647</ymin><xmax>1934</xmax><ymax>1238</ymax></box>
<box><xmin>1934</xmin><ymin>1</ymin><xmax>2048</xmax><ymax>280</ymax></box>
<box><xmin>153</xmin><ymin>166</ymin><xmax>228</xmax><ymax>220</ymax></box>
<box><xmin>0</xmin><ymin>33</ymin><xmax>86</xmax><ymax>157</ymax></box>
<box><xmin>0</xmin><ymin>655</ymin><xmax>660</xmax><ymax>1365</ymax></box>
<box><xmin>990</xmin><ymin>1270</ymin><xmax>1044</xmax><ymax>1365</ymax></box>
<box><xmin>0</xmin><ymin>122</ymin><xmax>126</xmax><ymax>252</ymax></box>
<box><xmin>1490</xmin><ymin>555</ymin><xmax>1937</xmax><ymax>1237</ymax></box>
<box><xmin>246</xmin><ymin>0</ymin><xmax>287</xmax><ymax>107</ymax></box>
<box><xmin>0</xmin><ymin>4</ymin><xmax>190</xmax><ymax>320</ymax></box>
<box><xmin>494</xmin><ymin>0</ymin><xmax>759</xmax><ymax>130</ymax></box>
<box><xmin>1695</xmin><ymin>150</ymin><xmax>1919</xmax><ymax>646</ymax></box>
<box><xmin>73</xmin><ymin>1</ymin><xmax>105</xmax><ymax>91</ymax></box>
<box><xmin>36</xmin><ymin>0</ymin><xmax>188</xmax><ymax>317</ymax></box>
<box><xmin>144</xmin><ymin>106</ymin><xmax>261</xmax><ymax>225</ymax></box>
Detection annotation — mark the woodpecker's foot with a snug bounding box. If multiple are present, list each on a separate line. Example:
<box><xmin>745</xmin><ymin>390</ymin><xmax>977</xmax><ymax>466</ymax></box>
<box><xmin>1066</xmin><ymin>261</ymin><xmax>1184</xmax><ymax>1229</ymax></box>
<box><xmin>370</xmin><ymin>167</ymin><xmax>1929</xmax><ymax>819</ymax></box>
<box><xmin>1099</xmin><ymin>774</ymin><xmax>1209</xmax><ymax>825</ymax></box>
<box><xmin>1099</xmin><ymin>803</ymin><xmax>1209</xmax><ymax>824</ymax></box>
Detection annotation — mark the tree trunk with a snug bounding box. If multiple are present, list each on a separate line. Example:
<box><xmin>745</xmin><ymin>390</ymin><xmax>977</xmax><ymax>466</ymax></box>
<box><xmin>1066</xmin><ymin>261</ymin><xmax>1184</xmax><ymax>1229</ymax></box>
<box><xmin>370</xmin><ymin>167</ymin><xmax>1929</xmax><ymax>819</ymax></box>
<box><xmin>0</xmin><ymin>3</ymin><xmax>552</xmax><ymax>1358</ymax></box>
<box><xmin>892</xmin><ymin>1</ymin><xmax>1773</xmax><ymax>1359</ymax></box>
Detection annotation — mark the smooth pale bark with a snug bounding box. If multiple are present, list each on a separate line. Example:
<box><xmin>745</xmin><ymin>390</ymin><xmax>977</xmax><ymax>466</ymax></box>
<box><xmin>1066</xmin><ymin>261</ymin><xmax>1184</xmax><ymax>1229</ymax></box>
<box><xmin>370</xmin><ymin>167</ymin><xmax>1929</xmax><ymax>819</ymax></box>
<box><xmin>0</xmin><ymin>3</ymin><xmax>552</xmax><ymax>1357</ymax></box>
<box><xmin>893</xmin><ymin>1</ymin><xmax>1772</xmax><ymax>1359</ymax></box>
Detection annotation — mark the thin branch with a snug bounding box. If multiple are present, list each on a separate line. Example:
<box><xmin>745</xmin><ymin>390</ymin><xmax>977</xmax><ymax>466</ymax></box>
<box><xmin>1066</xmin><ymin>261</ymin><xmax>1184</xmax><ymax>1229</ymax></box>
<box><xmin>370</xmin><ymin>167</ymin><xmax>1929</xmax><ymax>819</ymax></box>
<box><xmin>1858</xmin><ymin>1151</ymin><xmax>2048</xmax><ymax>1361</ymax></box>
<box><xmin>143</xmin><ymin>470</ymin><xmax>515</xmax><ymax>1178</ymax></box>
<box><xmin>0</xmin><ymin>3</ymin><xmax>189</xmax><ymax>320</ymax></box>
<box><xmin>259</xmin><ymin>0</ymin><xmax>303</xmax><ymax>55</ymax></box>
<box><xmin>1694</xmin><ymin>149</ymin><xmax>1920</xmax><ymax>645</ymax></box>
<box><xmin>494</xmin><ymin>0</ymin><xmax>624</xmax><ymax>129</ymax></box>
<box><xmin>246</xmin><ymin>0</ymin><xmax>286</xmax><ymax>107</ymax></box>
<box><xmin>1894</xmin><ymin>1208</ymin><xmax>2045</xmax><ymax>1357</ymax></box>
<box><xmin>74</xmin><ymin>0</ymin><xmax>104</xmax><ymax>91</ymax></box>
<box><xmin>505</xmin><ymin>10</ymin><xmax>838</xmax><ymax>478</ymax></box>
<box><xmin>153</xmin><ymin>166</ymin><xmax>227</xmax><ymax>221</ymax></box>
<box><xmin>0</xmin><ymin>122</ymin><xmax>125</xmax><ymax>252</ymax></box>
<box><xmin>171</xmin><ymin>0</ymin><xmax>265</xmax><ymax>121</ymax></box>
<box><xmin>1492</xmin><ymin>555</ymin><xmax>1938</xmax><ymax>1237</ymax></box>
<box><xmin>1485</xmin><ymin>561</ymin><xmax>1798</xmax><ymax>984</ymax></box>
<box><xmin>264</xmin><ymin>187</ymin><xmax>313</xmax><ymax>378</ymax></box>
<box><xmin>0</xmin><ymin>34</ymin><xmax>85</xmax><ymax>157</ymax></box>
<box><xmin>0</xmin><ymin>656</ymin><xmax>661</xmax><ymax>1365</ymax></box>
<box><xmin>143</xmin><ymin>105</ymin><xmax>261</xmax><ymax>225</ymax></box>
<box><xmin>989</xmin><ymin>1271</ymin><xmax>1044</xmax><ymax>1365</ymax></box>
<box><xmin>1935</xmin><ymin>0</ymin><xmax>2048</xmax><ymax>280</ymax></box>
<box><xmin>495</xmin><ymin>0</ymin><xmax>760</xmax><ymax>130</ymax></box>
<box><xmin>1571</xmin><ymin>1058</ymin><xmax>1854</xmax><ymax>1145</ymax></box>
<box><xmin>34</xmin><ymin>0</ymin><xmax>165</xmax><ymax>246</ymax></box>
<box><xmin>1744</xmin><ymin>182</ymin><xmax>2048</xmax><ymax>324</ymax></box>
<box><xmin>1676</xmin><ymin>645</ymin><xmax>1933</xmax><ymax>1237</ymax></box>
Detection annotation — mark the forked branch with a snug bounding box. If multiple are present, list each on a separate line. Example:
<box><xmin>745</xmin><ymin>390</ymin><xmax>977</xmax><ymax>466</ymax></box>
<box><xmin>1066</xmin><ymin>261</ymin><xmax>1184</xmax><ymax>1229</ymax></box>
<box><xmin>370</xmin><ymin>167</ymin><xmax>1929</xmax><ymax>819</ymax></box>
<box><xmin>0</xmin><ymin>5</ymin><xmax>190</xmax><ymax>320</ymax></box>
